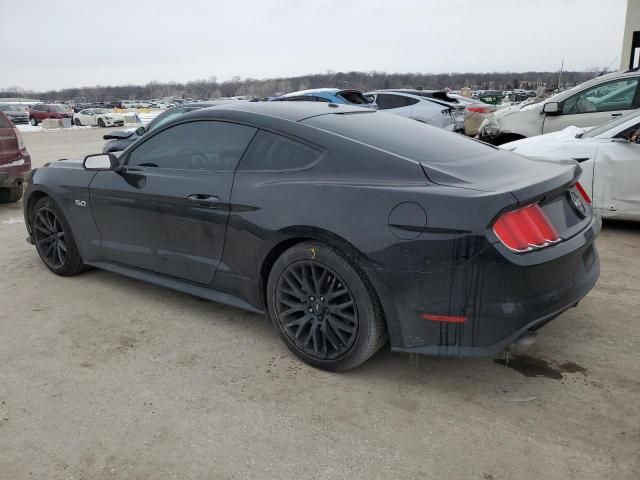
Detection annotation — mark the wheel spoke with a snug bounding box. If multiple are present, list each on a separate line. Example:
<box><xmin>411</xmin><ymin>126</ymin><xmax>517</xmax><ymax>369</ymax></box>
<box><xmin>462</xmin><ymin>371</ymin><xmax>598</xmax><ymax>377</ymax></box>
<box><xmin>275</xmin><ymin>260</ymin><xmax>358</xmax><ymax>360</ymax></box>
<box><xmin>58</xmin><ymin>239</ymin><xmax>67</xmax><ymax>252</ymax></box>
<box><xmin>35</xmin><ymin>224</ymin><xmax>50</xmax><ymax>235</ymax></box>
<box><xmin>34</xmin><ymin>207</ymin><xmax>68</xmax><ymax>269</ymax></box>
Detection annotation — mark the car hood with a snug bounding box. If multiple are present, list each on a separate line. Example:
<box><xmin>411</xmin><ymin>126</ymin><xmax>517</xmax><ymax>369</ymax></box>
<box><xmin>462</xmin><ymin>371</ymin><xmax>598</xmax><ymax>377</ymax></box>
<box><xmin>42</xmin><ymin>158</ymin><xmax>85</xmax><ymax>169</ymax></box>
<box><xmin>500</xmin><ymin>126</ymin><xmax>603</xmax><ymax>158</ymax></box>
<box><xmin>103</xmin><ymin>128</ymin><xmax>136</xmax><ymax>140</ymax></box>
<box><xmin>420</xmin><ymin>146</ymin><xmax>579</xmax><ymax>204</ymax></box>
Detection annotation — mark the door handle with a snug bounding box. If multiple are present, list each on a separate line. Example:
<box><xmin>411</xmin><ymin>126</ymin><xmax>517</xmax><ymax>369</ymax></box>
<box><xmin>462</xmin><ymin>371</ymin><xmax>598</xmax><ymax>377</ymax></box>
<box><xmin>611</xmin><ymin>113</ymin><xmax>623</xmax><ymax>117</ymax></box>
<box><xmin>187</xmin><ymin>194</ymin><xmax>220</xmax><ymax>207</ymax></box>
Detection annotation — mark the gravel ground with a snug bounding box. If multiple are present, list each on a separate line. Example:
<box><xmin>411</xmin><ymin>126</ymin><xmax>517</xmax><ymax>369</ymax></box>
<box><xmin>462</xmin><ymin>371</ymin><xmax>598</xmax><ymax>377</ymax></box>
<box><xmin>0</xmin><ymin>128</ymin><xmax>638</xmax><ymax>479</ymax></box>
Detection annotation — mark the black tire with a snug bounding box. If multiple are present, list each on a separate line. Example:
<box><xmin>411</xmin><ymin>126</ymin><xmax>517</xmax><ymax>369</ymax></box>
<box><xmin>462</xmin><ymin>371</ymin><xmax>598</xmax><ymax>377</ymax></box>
<box><xmin>0</xmin><ymin>184</ymin><xmax>23</xmax><ymax>203</ymax></box>
<box><xmin>31</xmin><ymin>197</ymin><xmax>87</xmax><ymax>276</ymax></box>
<box><xmin>98</xmin><ymin>118</ymin><xmax>105</xmax><ymax>128</ymax></box>
<box><xmin>267</xmin><ymin>241</ymin><xmax>386</xmax><ymax>371</ymax></box>
<box><xmin>74</xmin><ymin>118</ymin><xmax>81</xmax><ymax>126</ymax></box>
<box><xmin>30</xmin><ymin>117</ymin><xmax>38</xmax><ymax>126</ymax></box>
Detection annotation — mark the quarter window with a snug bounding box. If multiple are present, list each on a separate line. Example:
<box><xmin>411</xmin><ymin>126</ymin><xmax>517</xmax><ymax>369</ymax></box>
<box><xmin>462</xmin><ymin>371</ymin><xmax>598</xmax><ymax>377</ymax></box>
<box><xmin>127</xmin><ymin>120</ymin><xmax>256</xmax><ymax>171</ymax></box>
<box><xmin>375</xmin><ymin>94</ymin><xmax>418</xmax><ymax>110</ymax></box>
<box><xmin>238</xmin><ymin>130</ymin><xmax>322</xmax><ymax>171</ymax></box>
<box><xmin>562</xmin><ymin>78</ymin><xmax>639</xmax><ymax>114</ymax></box>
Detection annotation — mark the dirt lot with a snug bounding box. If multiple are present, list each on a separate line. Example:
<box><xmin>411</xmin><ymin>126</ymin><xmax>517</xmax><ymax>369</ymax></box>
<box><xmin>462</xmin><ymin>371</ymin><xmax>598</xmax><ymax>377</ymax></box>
<box><xmin>0</xmin><ymin>128</ymin><xmax>638</xmax><ymax>479</ymax></box>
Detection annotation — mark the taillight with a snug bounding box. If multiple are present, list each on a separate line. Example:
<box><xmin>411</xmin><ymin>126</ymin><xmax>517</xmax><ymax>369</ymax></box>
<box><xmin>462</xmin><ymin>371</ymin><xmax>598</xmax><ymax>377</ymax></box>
<box><xmin>575</xmin><ymin>181</ymin><xmax>591</xmax><ymax>204</ymax></box>
<box><xmin>13</xmin><ymin>128</ymin><xmax>25</xmax><ymax>150</ymax></box>
<box><xmin>466</xmin><ymin>105</ymin><xmax>496</xmax><ymax>114</ymax></box>
<box><xmin>493</xmin><ymin>204</ymin><xmax>560</xmax><ymax>253</ymax></box>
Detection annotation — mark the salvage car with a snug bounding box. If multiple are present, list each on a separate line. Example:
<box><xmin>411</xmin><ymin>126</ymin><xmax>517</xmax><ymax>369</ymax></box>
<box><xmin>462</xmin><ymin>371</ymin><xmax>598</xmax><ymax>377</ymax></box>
<box><xmin>29</xmin><ymin>103</ymin><xmax>74</xmax><ymax>126</ymax></box>
<box><xmin>502</xmin><ymin>110</ymin><xmax>640</xmax><ymax>221</ymax></box>
<box><xmin>0</xmin><ymin>104</ymin><xmax>30</xmax><ymax>125</ymax></box>
<box><xmin>271</xmin><ymin>88</ymin><xmax>375</xmax><ymax>107</ymax></box>
<box><xmin>365</xmin><ymin>90</ymin><xmax>459</xmax><ymax>131</ymax></box>
<box><xmin>102</xmin><ymin>101</ymin><xmax>234</xmax><ymax>153</ymax></box>
<box><xmin>0</xmin><ymin>111</ymin><xmax>31</xmax><ymax>202</ymax></box>
<box><xmin>479</xmin><ymin>69</ymin><xmax>640</xmax><ymax>145</ymax></box>
<box><xmin>23</xmin><ymin>102</ymin><xmax>600</xmax><ymax>370</ymax></box>
<box><xmin>73</xmin><ymin>108</ymin><xmax>125</xmax><ymax>127</ymax></box>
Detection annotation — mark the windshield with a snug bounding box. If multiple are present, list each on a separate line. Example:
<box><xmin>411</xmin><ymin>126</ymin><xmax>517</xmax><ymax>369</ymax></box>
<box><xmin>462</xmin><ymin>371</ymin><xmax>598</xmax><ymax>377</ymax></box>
<box><xmin>0</xmin><ymin>104</ymin><xmax>19</xmax><ymax>111</ymax></box>
<box><xmin>49</xmin><ymin>105</ymin><xmax>69</xmax><ymax>112</ymax></box>
<box><xmin>93</xmin><ymin>109</ymin><xmax>108</xmax><ymax>114</ymax></box>
<box><xmin>582</xmin><ymin>110</ymin><xmax>640</xmax><ymax>138</ymax></box>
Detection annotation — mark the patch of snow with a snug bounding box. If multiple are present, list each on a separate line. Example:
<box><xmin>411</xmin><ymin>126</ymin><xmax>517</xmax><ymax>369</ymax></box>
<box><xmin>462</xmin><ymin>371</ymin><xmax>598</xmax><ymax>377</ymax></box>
<box><xmin>16</xmin><ymin>125</ymin><xmax>95</xmax><ymax>134</ymax></box>
<box><xmin>0</xmin><ymin>159</ymin><xmax>26</xmax><ymax>168</ymax></box>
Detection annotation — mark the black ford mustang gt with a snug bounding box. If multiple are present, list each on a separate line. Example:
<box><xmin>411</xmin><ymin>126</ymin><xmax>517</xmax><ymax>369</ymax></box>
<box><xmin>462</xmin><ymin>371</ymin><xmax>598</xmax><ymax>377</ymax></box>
<box><xmin>23</xmin><ymin>102</ymin><xmax>600</xmax><ymax>371</ymax></box>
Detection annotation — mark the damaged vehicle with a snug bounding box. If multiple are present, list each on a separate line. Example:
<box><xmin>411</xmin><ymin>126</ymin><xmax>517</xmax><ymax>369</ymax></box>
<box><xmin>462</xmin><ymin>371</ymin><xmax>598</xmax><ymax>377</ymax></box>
<box><xmin>365</xmin><ymin>90</ymin><xmax>459</xmax><ymax>131</ymax></box>
<box><xmin>478</xmin><ymin>70</ymin><xmax>640</xmax><ymax>145</ymax></box>
<box><xmin>502</xmin><ymin>110</ymin><xmax>640</xmax><ymax>221</ymax></box>
<box><xmin>23</xmin><ymin>102</ymin><xmax>600</xmax><ymax>371</ymax></box>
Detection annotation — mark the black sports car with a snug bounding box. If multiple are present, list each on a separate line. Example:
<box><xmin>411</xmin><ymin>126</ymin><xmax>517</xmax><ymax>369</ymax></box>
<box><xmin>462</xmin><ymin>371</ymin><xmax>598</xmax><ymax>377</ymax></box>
<box><xmin>23</xmin><ymin>102</ymin><xmax>600</xmax><ymax>371</ymax></box>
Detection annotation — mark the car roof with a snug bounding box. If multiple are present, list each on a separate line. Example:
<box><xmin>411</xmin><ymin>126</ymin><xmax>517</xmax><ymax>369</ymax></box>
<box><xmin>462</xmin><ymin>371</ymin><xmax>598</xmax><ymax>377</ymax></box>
<box><xmin>186</xmin><ymin>101</ymin><xmax>374</xmax><ymax>123</ymax></box>
<box><xmin>279</xmin><ymin>88</ymin><xmax>341</xmax><ymax>98</ymax></box>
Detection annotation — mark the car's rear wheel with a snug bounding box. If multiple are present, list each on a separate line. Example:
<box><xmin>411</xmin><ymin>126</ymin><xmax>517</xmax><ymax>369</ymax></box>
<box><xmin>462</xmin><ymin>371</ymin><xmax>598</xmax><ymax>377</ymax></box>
<box><xmin>0</xmin><ymin>184</ymin><xmax>23</xmax><ymax>203</ymax></box>
<box><xmin>30</xmin><ymin>117</ymin><xmax>38</xmax><ymax>126</ymax></box>
<box><xmin>267</xmin><ymin>241</ymin><xmax>386</xmax><ymax>371</ymax></box>
<box><xmin>31</xmin><ymin>197</ymin><xmax>86</xmax><ymax>276</ymax></box>
<box><xmin>74</xmin><ymin>118</ymin><xmax>81</xmax><ymax>126</ymax></box>
<box><xmin>98</xmin><ymin>118</ymin><xmax>105</xmax><ymax>127</ymax></box>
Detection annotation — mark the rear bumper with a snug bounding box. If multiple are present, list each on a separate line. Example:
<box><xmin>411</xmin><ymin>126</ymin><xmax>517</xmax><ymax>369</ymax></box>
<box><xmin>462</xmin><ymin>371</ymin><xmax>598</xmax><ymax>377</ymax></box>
<box><xmin>0</xmin><ymin>160</ymin><xmax>30</xmax><ymax>188</ymax></box>
<box><xmin>368</xmin><ymin>214</ymin><xmax>601</xmax><ymax>357</ymax></box>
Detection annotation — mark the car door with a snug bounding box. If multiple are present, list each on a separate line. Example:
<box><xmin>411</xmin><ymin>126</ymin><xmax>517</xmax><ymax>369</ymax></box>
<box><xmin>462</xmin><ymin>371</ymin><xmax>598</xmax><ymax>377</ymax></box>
<box><xmin>592</xmin><ymin>137</ymin><xmax>640</xmax><ymax>218</ymax></box>
<box><xmin>543</xmin><ymin>77</ymin><xmax>640</xmax><ymax>133</ymax></box>
<box><xmin>88</xmin><ymin>119</ymin><xmax>257</xmax><ymax>284</ymax></box>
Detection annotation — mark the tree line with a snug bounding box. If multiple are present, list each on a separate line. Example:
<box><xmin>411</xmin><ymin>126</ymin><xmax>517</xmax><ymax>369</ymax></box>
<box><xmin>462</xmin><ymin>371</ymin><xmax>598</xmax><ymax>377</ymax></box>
<box><xmin>1</xmin><ymin>70</ymin><xmax>604</xmax><ymax>102</ymax></box>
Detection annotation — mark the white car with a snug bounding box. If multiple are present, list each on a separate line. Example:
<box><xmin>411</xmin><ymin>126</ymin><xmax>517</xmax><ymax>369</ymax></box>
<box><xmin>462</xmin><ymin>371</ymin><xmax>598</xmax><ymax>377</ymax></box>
<box><xmin>365</xmin><ymin>91</ymin><xmax>458</xmax><ymax>131</ymax></box>
<box><xmin>501</xmin><ymin>110</ymin><xmax>640</xmax><ymax>221</ymax></box>
<box><xmin>479</xmin><ymin>69</ymin><xmax>640</xmax><ymax>145</ymax></box>
<box><xmin>73</xmin><ymin>108</ymin><xmax>125</xmax><ymax>127</ymax></box>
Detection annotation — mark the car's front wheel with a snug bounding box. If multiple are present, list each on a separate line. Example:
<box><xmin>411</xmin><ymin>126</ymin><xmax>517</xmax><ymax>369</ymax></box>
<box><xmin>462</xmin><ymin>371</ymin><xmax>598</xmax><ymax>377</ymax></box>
<box><xmin>31</xmin><ymin>197</ymin><xmax>87</xmax><ymax>276</ymax></box>
<box><xmin>74</xmin><ymin>118</ymin><xmax>81</xmax><ymax>126</ymax></box>
<box><xmin>30</xmin><ymin>117</ymin><xmax>38</xmax><ymax>126</ymax></box>
<box><xmin>267</xmin><ymin>241</ymin><xmax>386</xmax><ymax>371</ymax></box>
<box><xmin>98</xmin><ymin>118</ymin><xmax>105</xmax><ymax>127</ymax></box>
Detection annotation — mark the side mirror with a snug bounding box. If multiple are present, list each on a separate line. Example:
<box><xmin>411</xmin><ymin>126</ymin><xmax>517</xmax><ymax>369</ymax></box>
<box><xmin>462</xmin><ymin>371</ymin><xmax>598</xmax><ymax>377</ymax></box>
<box><xmin>135</xmin><ymin>126</ymin><xmax>146</xmax><ymax>136</ymax></box>
<box><xmin>83</xmin><ymin>153</ymin><xmax>119</xmax><ymax>171</ymax></box>
<box><xmin>542</xmin><ymin>102</ymin><xmax>560</xmax><ymax>114</ymax></box>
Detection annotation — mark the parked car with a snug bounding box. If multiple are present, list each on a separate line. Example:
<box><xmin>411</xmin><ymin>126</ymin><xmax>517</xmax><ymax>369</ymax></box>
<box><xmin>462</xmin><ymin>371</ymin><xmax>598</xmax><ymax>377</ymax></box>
<box><xmin>102</xmin><ymin>101</ymin><xmax>234</xmax><ymax>153</ymax></box>
<box><xmin>0</xmin><ymin>111</ymin><xmax>31</xmax><ymax>203</ymax></box>
<box><xmin>380</xmin><ymin>89</ymin><xmax>467</xmax><ymax>131</ymax></box>
<box><xmin>479</xmin><ymin>69</ymin><xmax>640</xmax><ymax>145</ymax></box>
<box><xmin>271</xmin><ymin>88</ymin><xmax>376</xmax><ymax>107</ymax></box>
<box><xmin>73</xmin><ymin>108</ymin><xmax>124</xmax><ymax>127</ymax></box>
<box><xmin>121</xmin><ymin>100</ymin><xmax>138</xmax><ymax>109</ymax></box>
<box><xmin>501</xmin><ymin>109</ymin><xmax>640</xmax><ymax>221</ymax></box>
<box><xmin>24</xmin><ymin>102</ymin><xmax>600</xmax><ymax>370</ymax></box>
<box><xmin>29</xmin><ymin>103</ymin><xmax>74</xmax><ymax>125</ymax></box>
<box><xmin>365</xmin><ymin>91</ymin><xmax>457</xmax><ymax>131</ymax></box>
<box><xmin>475</xmin><ymin>90</ymin><xmax>504</xmax><ymax>105</ymax></box>
<box><xmin>449</xmin><ymin>95</ymin><xmax>498</xmax><ymax>136</ymax></box>
<box><xmin>0</xmin><ymin>104</ymin><xmax>30</xmax><ymax>125</ymax></box>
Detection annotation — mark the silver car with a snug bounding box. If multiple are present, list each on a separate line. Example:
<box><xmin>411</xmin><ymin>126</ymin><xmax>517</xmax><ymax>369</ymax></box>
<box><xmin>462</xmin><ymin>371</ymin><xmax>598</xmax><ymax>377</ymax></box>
<box><xmin>365</xmin><ymin>91</ymin><xmax>457</xmax><ymax>131</ymax></box>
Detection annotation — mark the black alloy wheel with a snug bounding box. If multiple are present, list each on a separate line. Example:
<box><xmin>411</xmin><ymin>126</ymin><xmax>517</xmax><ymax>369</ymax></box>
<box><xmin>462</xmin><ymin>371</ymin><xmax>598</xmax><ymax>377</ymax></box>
<box><xmin>275</xmin><ymin>260</ymin><xmax>359</xmax><ymax>360</ymax></box>
<box><xmin>33</xmin><ymin>206</ymin><xmax>67</xmax><ymax>269</ymax></box>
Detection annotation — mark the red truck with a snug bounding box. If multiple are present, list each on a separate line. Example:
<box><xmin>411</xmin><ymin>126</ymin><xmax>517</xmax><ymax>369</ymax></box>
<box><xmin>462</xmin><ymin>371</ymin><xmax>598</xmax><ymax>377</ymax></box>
<box><xmin>28</xmin><ymin>103</ymin><xmax>73</xmax><ymax>126</ymax></box>
<box><xmin>0</xmin><ymin>111</ymin><xmax>31</xmax><ymax>202</ymax></box>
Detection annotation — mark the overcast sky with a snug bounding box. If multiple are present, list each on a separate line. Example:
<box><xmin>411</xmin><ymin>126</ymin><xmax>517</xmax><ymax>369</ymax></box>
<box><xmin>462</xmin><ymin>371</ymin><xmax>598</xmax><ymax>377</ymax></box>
<box><xmin>1</xmin><ymin>0</ymin><xmax>629</xmax><ymax>91</ymax></box>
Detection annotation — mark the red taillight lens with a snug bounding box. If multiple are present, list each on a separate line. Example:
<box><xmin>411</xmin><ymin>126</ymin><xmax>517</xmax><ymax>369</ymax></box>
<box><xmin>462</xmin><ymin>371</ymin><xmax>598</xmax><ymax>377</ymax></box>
<box><xmin>575</xmin><ymin>181</ymin><xmax>591</xmax><ymax>204</ymax></box>
<box><xmin>466</xmin><ymin>105</ymin><xmax>496</xmax><ymax>114</ymax></box>
<box><xmin>493</xmin><ymin>204</ymin><xmax>559</xmax><ymax>252</ymax></box>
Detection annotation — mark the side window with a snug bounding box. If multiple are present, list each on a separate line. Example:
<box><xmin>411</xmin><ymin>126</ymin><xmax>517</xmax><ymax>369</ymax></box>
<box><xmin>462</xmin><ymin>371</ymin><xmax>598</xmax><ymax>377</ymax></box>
<box><xmin>375</xmin><ymin>94</ymin><xmax>413</xmax><ymax>110</ymax></box>
<box><xmin>238</xmin><ymin>130</ymin><xmax>322</xmax><ymax>171</ymax></box>
<box><xmin>127</xmin><ymin>121</ymin><xmax>256</xmax><ymax>171</ymax></box>
<box><xmin>562</xmin><ymin>78</ymin><xmax>639</xmax><ymax>114</ymax></box>
<box><xmin>147</xmin><ymin>108</ymin><xmax>185</xmax><ymax>131</ymax></box>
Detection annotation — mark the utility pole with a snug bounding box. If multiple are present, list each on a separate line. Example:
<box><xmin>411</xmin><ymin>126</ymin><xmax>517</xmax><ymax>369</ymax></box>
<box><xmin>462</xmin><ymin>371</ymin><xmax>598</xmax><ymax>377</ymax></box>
<box><xmin>558</xmin><ymin>58</ymin><xmax>564</xmax><ymax>89</ymax></box>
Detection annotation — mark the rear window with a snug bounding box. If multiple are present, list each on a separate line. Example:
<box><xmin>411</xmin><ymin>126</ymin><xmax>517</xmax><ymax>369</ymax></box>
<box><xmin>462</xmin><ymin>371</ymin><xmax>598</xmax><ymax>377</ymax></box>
<box><xmin>239</xmin><ymin>130</ymin><xmax>322</xmax><ymax>171</ymax></box>
<box><xmin>302</xmin><ymin>111</ymin><xmax>491</xmax><ymax>163</ymax></box>
<box><xmin>337</xmin><ymin>91</ymin><xmax>371</xmax><ymax>105</ymax></box>
<box><xmin>0</xmin><ymin>112</ymin><xmax>13</xmax><ymax>128</ymax></box>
